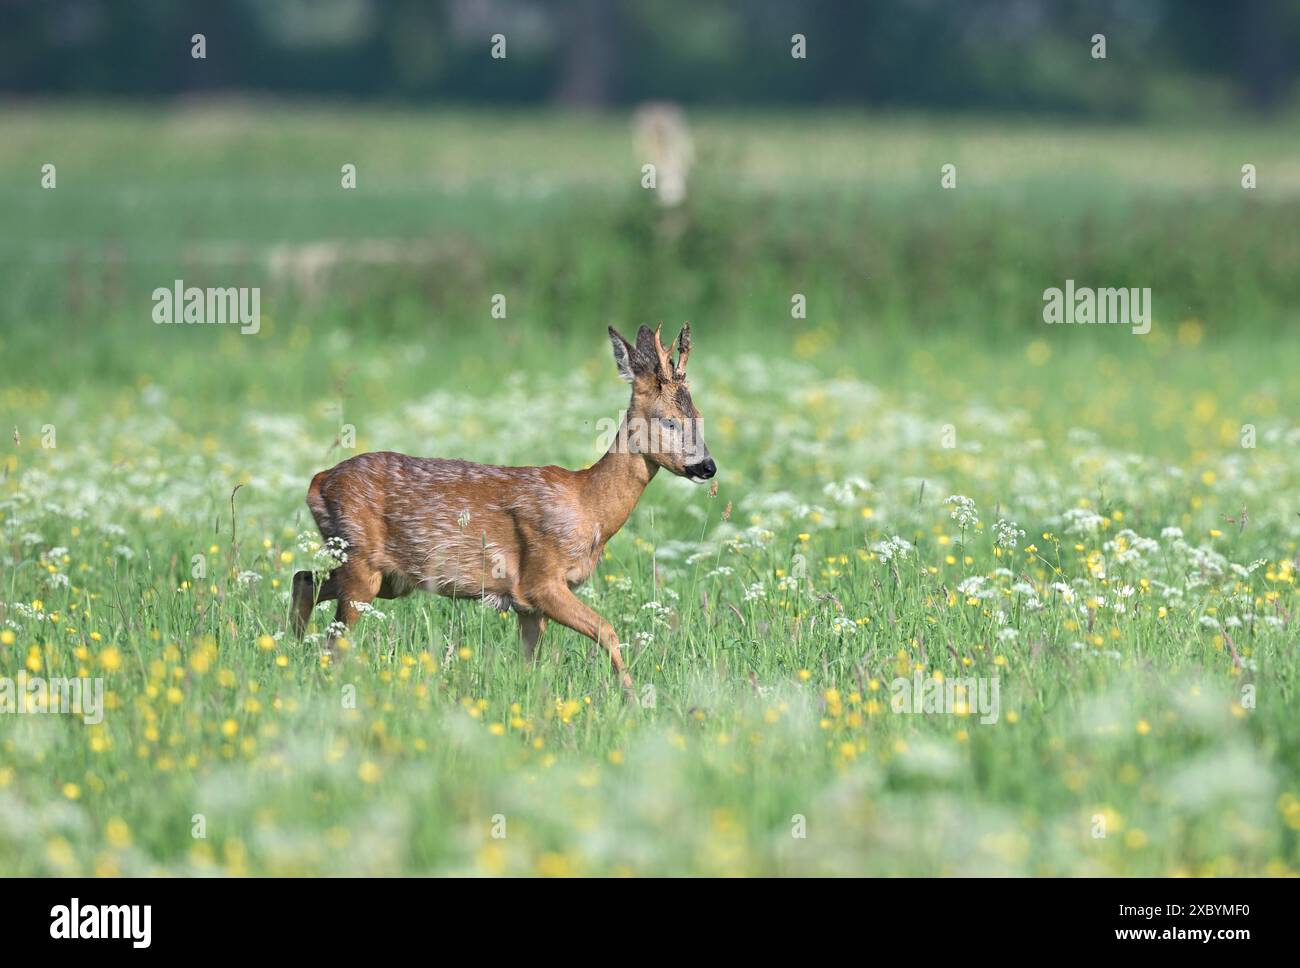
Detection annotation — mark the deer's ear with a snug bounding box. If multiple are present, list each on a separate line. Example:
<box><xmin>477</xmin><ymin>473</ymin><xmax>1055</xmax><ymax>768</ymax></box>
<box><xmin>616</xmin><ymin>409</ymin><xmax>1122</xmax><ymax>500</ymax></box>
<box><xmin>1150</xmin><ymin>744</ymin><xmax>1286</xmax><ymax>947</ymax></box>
<box><xmin>634</xmin><ymin>325</ymin><xmax>662</xmax><ymax>375</ymax></box>
<box><xmin>608</xmin><ymin>326</ymin><xmax>639</xmax><ymax>383</ymax></box>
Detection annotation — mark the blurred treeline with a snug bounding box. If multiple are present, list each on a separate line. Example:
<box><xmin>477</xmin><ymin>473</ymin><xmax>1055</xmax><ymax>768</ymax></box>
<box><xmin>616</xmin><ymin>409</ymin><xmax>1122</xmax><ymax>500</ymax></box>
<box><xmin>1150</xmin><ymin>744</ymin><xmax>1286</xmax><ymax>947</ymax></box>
<box><xmin>2</xmin><ymin>0</ymin><xmax>1298</xmax><ymax>117</ymax></box>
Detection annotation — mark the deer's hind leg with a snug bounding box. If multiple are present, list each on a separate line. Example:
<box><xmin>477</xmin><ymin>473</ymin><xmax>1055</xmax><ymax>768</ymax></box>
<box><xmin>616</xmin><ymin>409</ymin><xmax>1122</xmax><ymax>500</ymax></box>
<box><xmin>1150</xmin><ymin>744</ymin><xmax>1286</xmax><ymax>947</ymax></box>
<box><xmin>377</xmin><ymin>572</ymin><xmax>416</xmax><ymax>601</ymax></box>
<box><xmin>325</xmin><ymin>564</ymin><xmax>383</xmax><ymax>655</ymax></box>
<box><xmin>291</xmin><ymin>569</ymin><xmax>339</xmax><ymax>638</ymax></box>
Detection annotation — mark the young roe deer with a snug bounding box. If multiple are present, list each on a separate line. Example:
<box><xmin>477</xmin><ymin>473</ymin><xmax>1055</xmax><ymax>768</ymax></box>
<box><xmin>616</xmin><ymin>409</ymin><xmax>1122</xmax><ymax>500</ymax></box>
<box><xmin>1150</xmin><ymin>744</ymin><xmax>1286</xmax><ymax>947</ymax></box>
<box><xmin>291</xmin><ymin>324</ymin><xmax>715</xmax><ymax>697</ymax></box>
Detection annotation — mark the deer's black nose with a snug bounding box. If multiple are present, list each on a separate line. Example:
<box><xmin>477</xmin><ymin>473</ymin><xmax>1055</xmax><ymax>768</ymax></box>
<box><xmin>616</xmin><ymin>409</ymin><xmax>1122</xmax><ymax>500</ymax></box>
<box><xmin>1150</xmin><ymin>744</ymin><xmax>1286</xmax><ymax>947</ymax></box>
<box><xmin>686</xmin><ymin>458</ymin><xmax>716</xmax><ymax>480</ymax></box>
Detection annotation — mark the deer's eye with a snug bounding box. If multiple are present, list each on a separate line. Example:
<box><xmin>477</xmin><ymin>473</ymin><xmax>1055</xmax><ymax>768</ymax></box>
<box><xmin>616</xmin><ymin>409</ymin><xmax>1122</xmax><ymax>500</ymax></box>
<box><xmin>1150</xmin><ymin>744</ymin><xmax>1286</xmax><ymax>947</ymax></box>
<box><xmin>659</xmin><ymin>417</ymin><xmax>678</xmax><ymax>432</ymax></box>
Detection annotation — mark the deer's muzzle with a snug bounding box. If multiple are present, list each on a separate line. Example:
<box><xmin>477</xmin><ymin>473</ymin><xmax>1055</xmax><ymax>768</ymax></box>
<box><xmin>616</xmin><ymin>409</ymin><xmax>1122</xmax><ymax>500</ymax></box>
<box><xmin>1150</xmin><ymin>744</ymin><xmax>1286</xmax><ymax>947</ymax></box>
<box><xmin>685</xmin><ymin>457</ymin><xmax>716</xmax><ymax>481</ymax></box>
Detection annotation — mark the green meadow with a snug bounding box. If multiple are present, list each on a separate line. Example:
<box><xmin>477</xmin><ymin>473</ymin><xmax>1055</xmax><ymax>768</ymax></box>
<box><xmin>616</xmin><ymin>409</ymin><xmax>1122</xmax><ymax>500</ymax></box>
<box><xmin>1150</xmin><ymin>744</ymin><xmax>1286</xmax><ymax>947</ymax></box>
<box><xmin>1</xmin><ymin>105</ymin><xmax>1298</xmax><ymax>875</ymax></box>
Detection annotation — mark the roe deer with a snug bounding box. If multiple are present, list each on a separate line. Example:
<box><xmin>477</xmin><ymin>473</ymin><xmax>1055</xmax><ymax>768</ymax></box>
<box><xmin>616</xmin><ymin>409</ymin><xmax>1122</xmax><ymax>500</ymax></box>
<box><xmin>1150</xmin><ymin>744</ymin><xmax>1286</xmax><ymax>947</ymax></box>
<box><xmin>291</xmin><ymin>324</ymin><xmax>715</xmax><ymax>698</ymax></box>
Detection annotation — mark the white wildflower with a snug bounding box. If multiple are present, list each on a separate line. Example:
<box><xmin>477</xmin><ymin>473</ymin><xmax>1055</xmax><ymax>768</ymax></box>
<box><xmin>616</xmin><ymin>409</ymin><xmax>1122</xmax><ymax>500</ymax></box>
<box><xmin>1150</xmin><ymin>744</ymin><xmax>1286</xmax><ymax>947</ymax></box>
<box><xmin>874</xmin><ymin>535</ymin><xmax>913</xmax><ymax>564</ymax></box>
<box><xmin>1062</xmin><ymin>507</ymin><xmax>1105</xmax><ymax>535</ymax></box>
<box><xmin>944</xmin><ymin>495</ymin><xmax>979</xmax><ymax>530</ymax></box>
<box><xmin>993</xmin><ymin>519</ymin><xmax>1025</xmax><ymax>549</ymax></box>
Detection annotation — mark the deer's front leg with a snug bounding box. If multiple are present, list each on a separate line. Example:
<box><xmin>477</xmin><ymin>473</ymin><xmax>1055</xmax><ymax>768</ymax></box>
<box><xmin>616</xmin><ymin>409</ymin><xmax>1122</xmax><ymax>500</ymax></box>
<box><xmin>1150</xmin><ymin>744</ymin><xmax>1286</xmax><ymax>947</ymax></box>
<box><xmin>517</xmin><ymin>610</ymin><xmax>547</xmax><ymax>661</ymax></box>
<box><xmin>533</xmin><ymin>584</ymin><xmax>635</xmax><ymax>697</ymax></box>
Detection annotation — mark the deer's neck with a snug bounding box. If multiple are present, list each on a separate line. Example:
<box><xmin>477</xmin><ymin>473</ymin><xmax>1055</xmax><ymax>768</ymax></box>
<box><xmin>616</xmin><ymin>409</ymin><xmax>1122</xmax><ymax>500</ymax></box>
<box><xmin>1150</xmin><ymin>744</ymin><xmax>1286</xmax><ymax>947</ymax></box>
<box><xmin>580</xmin><ymin>436</ymin><xmax>658</xmax><ymax>541</ymax></box>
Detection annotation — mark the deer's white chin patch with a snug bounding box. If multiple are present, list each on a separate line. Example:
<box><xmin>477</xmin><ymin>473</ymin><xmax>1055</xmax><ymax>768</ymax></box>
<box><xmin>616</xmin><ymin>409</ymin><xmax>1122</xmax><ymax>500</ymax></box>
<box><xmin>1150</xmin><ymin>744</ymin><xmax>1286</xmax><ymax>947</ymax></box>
<box><xmin>687</xmin><ymin>475</ymin><xmax>710</xmax><ymax>484</ymax></box>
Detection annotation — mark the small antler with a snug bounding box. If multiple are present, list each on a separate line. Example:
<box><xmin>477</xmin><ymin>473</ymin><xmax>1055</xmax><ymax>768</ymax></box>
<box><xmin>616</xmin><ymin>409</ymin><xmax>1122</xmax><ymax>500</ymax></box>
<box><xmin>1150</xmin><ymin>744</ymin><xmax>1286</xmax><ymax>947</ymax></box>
<box><xmin>673</xmin><ymin>322</ymin><xmax>691</xmax><ymax>377</ymax></box>
<box><xmin>652</xmin><ymin>323</ymin><xmax>674</xmax><ymax>379</ymax></box>
<box><xmin>635</xmin><ymin>322</ymin><xmax>689</xmax><ymax>381</ymax></box>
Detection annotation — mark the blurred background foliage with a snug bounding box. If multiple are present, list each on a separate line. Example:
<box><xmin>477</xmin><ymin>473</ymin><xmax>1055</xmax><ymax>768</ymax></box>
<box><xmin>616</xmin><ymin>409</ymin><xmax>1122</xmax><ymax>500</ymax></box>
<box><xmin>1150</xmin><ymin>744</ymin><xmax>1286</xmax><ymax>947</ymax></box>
<box><xmin>0</xmin><ymin>0</ymin><xmax>1296</xmax><ymax>408</ymax></box>
<box><xmin>2</xmin><ymin>0</ymin><xmax>1299</xmax><ymax>117</ymax></box>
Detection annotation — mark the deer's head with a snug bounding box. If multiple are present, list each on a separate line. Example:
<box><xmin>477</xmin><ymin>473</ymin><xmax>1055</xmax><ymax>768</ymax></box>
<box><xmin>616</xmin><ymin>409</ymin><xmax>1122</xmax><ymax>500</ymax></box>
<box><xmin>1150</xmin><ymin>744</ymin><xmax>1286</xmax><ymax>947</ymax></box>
<box><xmin>608</xmin><ymin>323</ymin><xmax>716</xmax><ymax>482</ymax></box>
